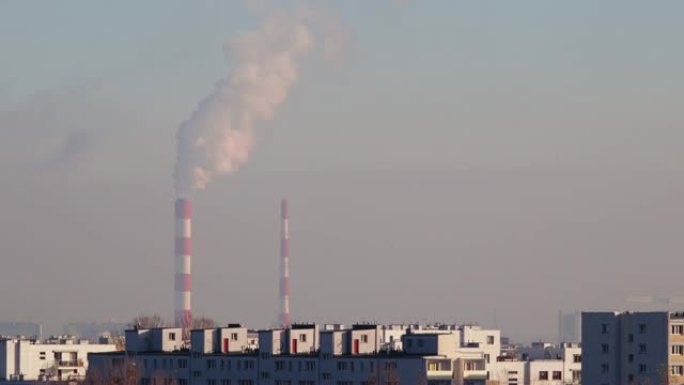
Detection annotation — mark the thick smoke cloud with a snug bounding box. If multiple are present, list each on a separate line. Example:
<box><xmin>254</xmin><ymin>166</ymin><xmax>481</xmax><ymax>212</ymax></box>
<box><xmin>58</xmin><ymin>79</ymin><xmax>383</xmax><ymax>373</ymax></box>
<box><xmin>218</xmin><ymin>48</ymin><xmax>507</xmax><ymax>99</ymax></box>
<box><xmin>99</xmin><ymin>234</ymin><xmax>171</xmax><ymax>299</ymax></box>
<box><xmin>174</xmin><ymin>4</ymin><xmax>335</xmax><ymax>196</ymax></box>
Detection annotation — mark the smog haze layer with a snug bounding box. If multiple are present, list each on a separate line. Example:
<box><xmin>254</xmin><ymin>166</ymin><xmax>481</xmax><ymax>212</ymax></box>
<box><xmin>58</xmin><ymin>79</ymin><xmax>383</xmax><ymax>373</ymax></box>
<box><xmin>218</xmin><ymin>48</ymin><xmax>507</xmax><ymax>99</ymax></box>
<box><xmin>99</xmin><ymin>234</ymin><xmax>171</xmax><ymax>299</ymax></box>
<box><xmin>1</xmin><ymin>0</ymin><xmax>683</xmax><ymax>342</ymax></box>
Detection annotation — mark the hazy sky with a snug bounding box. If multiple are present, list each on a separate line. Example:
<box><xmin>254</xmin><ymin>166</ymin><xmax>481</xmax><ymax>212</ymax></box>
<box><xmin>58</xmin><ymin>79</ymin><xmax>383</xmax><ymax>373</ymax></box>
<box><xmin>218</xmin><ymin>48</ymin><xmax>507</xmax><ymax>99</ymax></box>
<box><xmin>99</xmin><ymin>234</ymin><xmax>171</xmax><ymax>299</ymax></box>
<box><xmin>1</xmin><ymin>0</ymin><xmax>683</xmax><ymax>342</ymax></box>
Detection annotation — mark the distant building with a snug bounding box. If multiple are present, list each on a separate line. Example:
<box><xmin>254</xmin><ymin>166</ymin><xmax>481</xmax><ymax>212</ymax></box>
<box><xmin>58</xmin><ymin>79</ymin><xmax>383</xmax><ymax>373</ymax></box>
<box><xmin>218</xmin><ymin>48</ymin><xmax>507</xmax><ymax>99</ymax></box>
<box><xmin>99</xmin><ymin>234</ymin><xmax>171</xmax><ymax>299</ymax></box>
<box><xmin>582</xmin><ymin>311</ymin><xmax>684</xmax><ymax>385</ymax></box>
<box><xmin>0</xmin><ymin>335</ymin><xmax>117</xmax><ymax>383</ymax></box>
<box><xmin>0</xmin><ymin>323</ymin><xmax>41</xmax><ymax>340</ymax></box>
<box><xmin>558</xmin><ymin>311</ymin><xmax>581</xmax><ymax>344</ymax></box>
<box><xmin>62</xmin><ymin>322</ymin><xmax>126</xmax><ymax>341</ymax></box>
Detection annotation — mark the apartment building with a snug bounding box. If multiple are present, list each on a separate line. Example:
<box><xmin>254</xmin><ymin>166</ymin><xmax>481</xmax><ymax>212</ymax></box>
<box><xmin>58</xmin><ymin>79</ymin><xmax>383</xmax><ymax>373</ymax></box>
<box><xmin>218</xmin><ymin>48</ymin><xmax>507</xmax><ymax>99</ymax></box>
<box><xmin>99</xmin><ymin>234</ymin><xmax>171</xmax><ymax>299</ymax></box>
<box><xmin>582</xmin><ymin>311</ymin><xmax>684</xmax><ymax>385</ymax></box>
<box><xmin>89</xmin><ymin>323</ymin><xmax>500</xmax><ymax>385</ymax></box>
<box><xmin>0</xmin><ymin>335</ymin><xmax>117</xmax><ymax>383</ymax></box>
<box><xmin>488</xmin><ymin>342</ymin><xmax>581</xmax><ymax>385</ymax></box>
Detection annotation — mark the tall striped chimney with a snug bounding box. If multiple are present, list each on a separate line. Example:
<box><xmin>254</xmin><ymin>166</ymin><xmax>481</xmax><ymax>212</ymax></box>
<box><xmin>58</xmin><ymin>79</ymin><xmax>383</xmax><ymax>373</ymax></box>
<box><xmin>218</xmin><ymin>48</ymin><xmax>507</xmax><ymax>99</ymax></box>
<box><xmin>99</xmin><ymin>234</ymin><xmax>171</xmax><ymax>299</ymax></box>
<box><xmin>175</xmin><ymin>198</ymin><xmax>192</xmax><ymax>337</ymax></box>
<box><xmin>279</xmin><ymin>199</ymin><xmax>291</xmax><ymax>328</ymax></box>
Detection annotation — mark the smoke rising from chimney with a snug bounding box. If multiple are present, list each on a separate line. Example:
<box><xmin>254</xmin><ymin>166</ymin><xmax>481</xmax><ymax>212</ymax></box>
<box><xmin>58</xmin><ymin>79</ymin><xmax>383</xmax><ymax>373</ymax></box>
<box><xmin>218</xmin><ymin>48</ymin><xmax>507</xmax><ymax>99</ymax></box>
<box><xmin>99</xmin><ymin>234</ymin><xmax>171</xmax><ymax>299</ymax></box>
<box><xmin>174</xmin><ymin>3</ymin><xmax>342</xmax><ymax>196</ymax></box>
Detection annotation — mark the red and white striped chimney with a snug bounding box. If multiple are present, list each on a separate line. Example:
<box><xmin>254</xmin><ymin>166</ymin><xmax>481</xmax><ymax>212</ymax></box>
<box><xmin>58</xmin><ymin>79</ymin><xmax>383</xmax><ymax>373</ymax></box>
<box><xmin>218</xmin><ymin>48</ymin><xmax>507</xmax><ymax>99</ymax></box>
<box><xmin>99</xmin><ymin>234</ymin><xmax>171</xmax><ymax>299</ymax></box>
<box><xmin>175</xmin><ymin>198</ymin><xmax>192</xmax><ymax>336</ymax></box>
<box><xmin>279</xmin><ymin>199</ymin><xmax>291</xmax><ymax>328</ymax></box>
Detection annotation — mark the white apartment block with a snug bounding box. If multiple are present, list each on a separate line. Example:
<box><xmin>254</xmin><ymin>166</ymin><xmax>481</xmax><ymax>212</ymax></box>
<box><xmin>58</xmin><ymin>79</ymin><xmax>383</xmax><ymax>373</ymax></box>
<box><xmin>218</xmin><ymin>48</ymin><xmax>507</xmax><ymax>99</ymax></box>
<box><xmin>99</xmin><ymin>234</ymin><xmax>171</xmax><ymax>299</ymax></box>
<box><xmin>489</xmin><ymin>342</ymin><xmax>581</xmax><ymax>385</ymax></box>
<box><xmin>0</xmin><ymin>336</ymin><xmax>117</xmax><ymax>382</ymax></box>
<box><xmin>89</xmin><ymin>323</ymin><xmax>502</xmax><ymax>385</ymax></box>
<box><xmin>582</xmin><ymin>311</ymin><xmax>684</xmax><ymax>385</ymax></box>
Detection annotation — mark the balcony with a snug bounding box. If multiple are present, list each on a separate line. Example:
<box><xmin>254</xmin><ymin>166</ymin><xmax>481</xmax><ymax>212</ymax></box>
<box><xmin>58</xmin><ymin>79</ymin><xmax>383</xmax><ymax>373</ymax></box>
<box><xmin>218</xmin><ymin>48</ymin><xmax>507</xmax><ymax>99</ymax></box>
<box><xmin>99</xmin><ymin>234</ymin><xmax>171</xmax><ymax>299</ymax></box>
<box><xmin>463</xmin><ymin>369</ymin><xmax>487</xmax><ymax>380</ymax></box>
<box><xmin>57</xmin><ymin>360</ymin><xmax>83</xmax><ymax>367</ymax></box>
<box><xmin>426</xmin><ymin>370</ymin><xmax>453</xmax><ymax>381</ymax></box>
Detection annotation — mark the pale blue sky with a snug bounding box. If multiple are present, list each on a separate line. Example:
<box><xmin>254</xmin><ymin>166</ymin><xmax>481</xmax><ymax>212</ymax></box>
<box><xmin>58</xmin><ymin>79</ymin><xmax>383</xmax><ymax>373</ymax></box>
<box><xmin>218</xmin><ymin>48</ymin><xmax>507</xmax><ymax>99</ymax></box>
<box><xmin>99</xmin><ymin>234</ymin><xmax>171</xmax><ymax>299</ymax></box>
<box><xmin>1</xmin><ymin>1</ymin><xmax>683</xmax><ymax>341</ymax></box>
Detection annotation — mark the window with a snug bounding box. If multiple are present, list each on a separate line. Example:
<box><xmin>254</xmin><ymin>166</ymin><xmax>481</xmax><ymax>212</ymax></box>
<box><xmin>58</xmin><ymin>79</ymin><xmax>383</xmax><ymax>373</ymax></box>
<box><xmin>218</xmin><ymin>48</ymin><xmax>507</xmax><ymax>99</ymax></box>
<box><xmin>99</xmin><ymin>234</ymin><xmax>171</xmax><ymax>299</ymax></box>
<box><xmin>602</xmin><ymin>344</ymin><xmax>609</xmax><ymax>354</ymax></box>
<box><xmin>628</xmin><ymin>333</ymin><xmax>634</xmax><ymax>343</ymax></box>
<box><xmin>220</xmin><ymin>380</ymin><xmax>230</xmax><ymax>385</ymax></box>
<box><xmin>628</xmin><ymin>354</ymin><xmax>634</xmax><ymax>363</ymax></box>
<box><xmin>179</xmin><ymin>380</ymin><xmax>188</xmax><ymax>385</ymax></box>
<box><xmin>673</xmin><ymin>345</ymin><xmax>684</xmax><ymax>355</ymax></box>
<box><xmin>552</xmin><ymin>371</ymin><xmax>562</xmax><ymax>380</ymax></box>
<box><xmin>538</xmin><ymin>371</ymin><xmax>548</xmax><ymax>380</ymax></box>
<box><xmin>639</xmin><ymin>344</ymin><xmax>647</xmax><ymax>354</ymax></box>
<box><xmin>487</xmin><ymin>336</ymin><xmax>495</xmax><ymax>345</ymax></box>
<box><xmin>573</xmin><ymin>354</ymin><xmax>581</xmax><ymax>363</ymax></box>
<box><xmin>639</xmin><ymin>364</ymin><xmax>647</xmax><ymax>373</ymax></box>
<box><xmin>231</xmin><ymin>333</ymin><xmax>238</xmax><ymax>341</ymax></box>
<box><xmin>572</xmin><ymin>370</ymin><xmax>581</xmax><ymax>382</ymax></box>
<box><xmin>275</xmin><ymin>361</ymin><xmax>285</xmax><ymax>371</ymax></box>
<box><xmin>672</xmin><ymin>366</ymin><xmax>684</xmax><ymax>376</ymax></box>
<box><xmin>361</xmin><ymin>334</ymin><xmax>369</xmax><ymax>343</ymax></box>
<box><xmin>192</xmin><ymin>371</ymin><xmax>202</xmax><ymax>378</ymax></box>
<box><xmin>177</xmin><ymin>359</ymin><xmax>187</xmax><ymax>369</ymax></box>
<box><xmin>601</xmin><ymin>323</ymin><xmax>609</xmax><ymax>334</ymax></box>
<box><xmin>628</xmin><ymin>374</ymin><xmax>634</xmax><ymax>383</ymax></box>
<box><xmin>639</xmin><ymin>323</ymin><xmax>647</xmax><ymax>334</ymax></box>
<box><xmin>484</xmin><ymin>354</ymin><xmax>490</xmax><ymax>364</ymax></box>
<box><xmin>673</xmin><ymin>325</ymin><xmax>684</xmax><ymax>335</ymax></box>
<box><xmin>206</xmin><ymin>380</ymin><xmax>216</xmax><ymax>385</ymax></box>
<box><xmin>417</xmin><ymin>339</ymin><xmax>424</xmax><ymax>348</ymax></box>
<box><xmin>300</xmin><ymin>334</ymin><xmax>307</xmax><ymax>342</ymax></box>
<box><xmin>601</xmin><ymin>363</ymin><xmax>609</xmax><ymax>373</ymax></box>
<box><xmin>169</xmin><ymin>332</ymin><xmax>176</xmax><ymax>341</ymax></box>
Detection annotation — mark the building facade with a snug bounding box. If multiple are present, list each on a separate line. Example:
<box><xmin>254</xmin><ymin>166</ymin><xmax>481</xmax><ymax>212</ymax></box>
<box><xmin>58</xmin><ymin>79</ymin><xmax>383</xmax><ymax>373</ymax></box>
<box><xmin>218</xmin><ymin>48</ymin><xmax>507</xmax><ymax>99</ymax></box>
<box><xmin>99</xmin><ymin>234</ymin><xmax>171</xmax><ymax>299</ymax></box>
<box><xmin>583</xmin><ymin>311</ymin><xmax>684</xmax><ymax>385</ymax></box>
<box><xmin>89</xmin><ymin>324</ymin><xmax>501</xmax><ymax>385</ymax></box>
<box><xmin>0</xmin><ymin>336</ymin><xmax>117</xmax><ymax>383</ymax></box>
<box><xmin>489</xmin><ymin>342</ymin><xmax>581</xmax><ymax>385</ymax></box>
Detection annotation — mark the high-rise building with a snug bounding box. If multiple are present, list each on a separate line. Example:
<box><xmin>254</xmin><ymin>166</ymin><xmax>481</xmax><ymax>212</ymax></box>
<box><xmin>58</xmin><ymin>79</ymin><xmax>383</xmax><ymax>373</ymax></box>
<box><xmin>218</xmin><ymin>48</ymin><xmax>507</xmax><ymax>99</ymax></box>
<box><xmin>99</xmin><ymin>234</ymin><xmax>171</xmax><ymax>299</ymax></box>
<box><xmin>582</xmin><ymin>311</ymin><xmax>684</xmax><ymax>385</ymax></box>
<box><xmin>558</xmin><ymin>311</ymin><xmax>582</xmax><ymax>343</ymax></box>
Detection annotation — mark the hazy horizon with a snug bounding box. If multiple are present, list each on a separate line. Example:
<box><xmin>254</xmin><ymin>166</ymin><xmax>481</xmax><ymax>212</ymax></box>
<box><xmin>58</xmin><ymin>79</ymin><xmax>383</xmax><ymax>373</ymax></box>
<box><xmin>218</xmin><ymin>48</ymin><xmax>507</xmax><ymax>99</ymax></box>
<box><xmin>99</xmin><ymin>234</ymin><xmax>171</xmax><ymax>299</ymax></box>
<box><xmin>1</xmin><ymin>0</ymin><xmax>683</xmax><ymax>343</ymax></box>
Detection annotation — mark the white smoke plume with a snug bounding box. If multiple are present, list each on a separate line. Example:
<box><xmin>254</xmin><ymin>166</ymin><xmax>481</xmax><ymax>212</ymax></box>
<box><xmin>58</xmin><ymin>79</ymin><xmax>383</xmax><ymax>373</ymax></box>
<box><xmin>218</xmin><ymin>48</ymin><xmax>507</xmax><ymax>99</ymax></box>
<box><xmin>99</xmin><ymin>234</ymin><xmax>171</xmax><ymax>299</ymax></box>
<box><xmin>175</xmin><ymin>3</ymin><xmax>342</xmax><ymax>196</ymax></box>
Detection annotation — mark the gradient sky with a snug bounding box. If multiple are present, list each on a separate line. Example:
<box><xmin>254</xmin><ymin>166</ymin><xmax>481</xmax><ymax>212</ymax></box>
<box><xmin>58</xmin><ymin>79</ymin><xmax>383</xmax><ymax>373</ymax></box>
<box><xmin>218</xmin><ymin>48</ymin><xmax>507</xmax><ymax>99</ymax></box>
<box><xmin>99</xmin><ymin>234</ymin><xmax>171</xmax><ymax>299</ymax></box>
<box><xmin>1</xmin><ymin>0</ymin><xmax>683</xmax><ymax>342</ymax></box>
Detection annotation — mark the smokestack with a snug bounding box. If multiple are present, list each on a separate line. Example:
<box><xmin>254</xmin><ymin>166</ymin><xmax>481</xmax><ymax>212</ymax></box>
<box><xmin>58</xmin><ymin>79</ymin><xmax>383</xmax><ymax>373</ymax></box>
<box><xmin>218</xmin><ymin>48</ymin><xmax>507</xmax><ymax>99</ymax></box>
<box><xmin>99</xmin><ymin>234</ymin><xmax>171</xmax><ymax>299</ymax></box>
<box><xmin>279</xmin><ymin>199</ymin><xmax>291</xmax><ymax>328</ymax></box>
<box><xmin>175</xmin><ymin>198</ymin><xmax>192</xmax><ymax>337</ymax></box>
